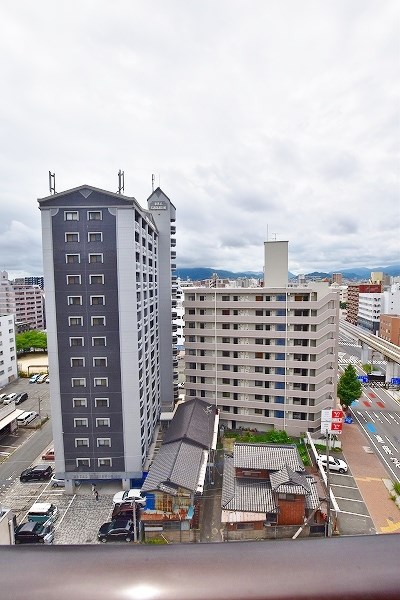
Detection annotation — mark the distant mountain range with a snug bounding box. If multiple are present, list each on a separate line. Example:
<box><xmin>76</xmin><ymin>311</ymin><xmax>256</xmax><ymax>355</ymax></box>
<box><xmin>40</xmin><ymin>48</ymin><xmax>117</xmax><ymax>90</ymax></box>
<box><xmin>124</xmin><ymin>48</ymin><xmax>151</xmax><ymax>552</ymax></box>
<box><xmin>175</xmin><ymin>265</ymin><xmax>400</xmax><ymax>281</ymax></box>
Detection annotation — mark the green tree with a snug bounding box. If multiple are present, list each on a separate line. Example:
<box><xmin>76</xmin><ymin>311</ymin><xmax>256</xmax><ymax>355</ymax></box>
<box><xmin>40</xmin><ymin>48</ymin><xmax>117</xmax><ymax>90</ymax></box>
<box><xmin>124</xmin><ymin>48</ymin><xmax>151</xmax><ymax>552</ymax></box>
<box><xmin>16</xmin><ymin>330</ymin><xmax>47</xmax><ymax>352</ymax></box>
<box><xmin>340</xmin><ymin>301</ymin><xmax>347</xmax><ymax>309</ymax></box>
<box><xmin>337</xmin><ymin>364</ymin><xmax>362</xmax><ymax>410</ymax></box>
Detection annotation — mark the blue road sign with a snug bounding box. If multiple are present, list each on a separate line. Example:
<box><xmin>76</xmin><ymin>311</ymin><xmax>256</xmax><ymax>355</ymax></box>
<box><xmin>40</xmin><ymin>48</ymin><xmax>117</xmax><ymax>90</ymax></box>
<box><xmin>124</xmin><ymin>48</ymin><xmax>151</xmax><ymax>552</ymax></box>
<box><xmin>391</xmin><ymin>378</ymin><xmax>400</xmax><ymax>385</ymax></box>
<box><xmin>357</xmin><ymin>376</ymin><xmax>368</xmax><ymax>383</ymax></box>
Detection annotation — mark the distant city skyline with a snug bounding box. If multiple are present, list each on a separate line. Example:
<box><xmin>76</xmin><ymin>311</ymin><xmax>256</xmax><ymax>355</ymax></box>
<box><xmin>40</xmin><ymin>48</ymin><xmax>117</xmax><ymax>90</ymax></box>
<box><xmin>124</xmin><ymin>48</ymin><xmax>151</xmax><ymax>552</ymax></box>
<box><xmin>0</xmin><ymin>2</ymin><xmax>398</xmax><ymax>278</ymax></box>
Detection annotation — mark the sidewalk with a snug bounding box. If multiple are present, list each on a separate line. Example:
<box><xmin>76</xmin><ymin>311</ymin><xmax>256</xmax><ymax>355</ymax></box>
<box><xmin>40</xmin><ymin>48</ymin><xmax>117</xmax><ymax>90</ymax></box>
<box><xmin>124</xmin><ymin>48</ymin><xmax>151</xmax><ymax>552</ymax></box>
<box><xmin>341</xmin><ymin>421</ymin><xmax>400</xmax><ymax>534</ymax></box>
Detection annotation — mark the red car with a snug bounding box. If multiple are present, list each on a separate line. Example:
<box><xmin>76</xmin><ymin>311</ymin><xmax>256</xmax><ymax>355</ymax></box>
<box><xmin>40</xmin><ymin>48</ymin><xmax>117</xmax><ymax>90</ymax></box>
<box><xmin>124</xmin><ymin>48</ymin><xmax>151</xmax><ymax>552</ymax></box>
<box><xmin>42</xmin><ymin>448</ymin><xmax>55</xmax><ymax>461</ymax></box>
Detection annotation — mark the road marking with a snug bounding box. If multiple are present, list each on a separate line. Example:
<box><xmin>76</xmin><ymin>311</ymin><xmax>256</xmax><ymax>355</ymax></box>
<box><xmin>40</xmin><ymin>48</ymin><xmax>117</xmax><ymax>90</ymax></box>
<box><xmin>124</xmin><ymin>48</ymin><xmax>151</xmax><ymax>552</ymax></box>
<box><xmin>338</xmin><ymin>509</ymin><xmax>373</xmax><ymax>517</ymax></box>
<box><xmin>385</xmin><ymin>437</ymin><xmax>399</xmax><ymax>453</ymax></box>
<box><xmin>380</xmin><ymin>413</ymin><xmax>391</xmax><ymax>423</ymax></box>
<box><xmin>330</xmin><ymin>484</ymin><xmax>359</xmax><ymax>490</ymax></box>
<box><xmin>335</xmin><ymin>496</ymin><xmax>365</xmax><ymax>503</ymax></box>
<box><xmin>55</xmin><ymin>494</ymin><xmax>76</xmax><ymax>530</ymax></box>
<box><xmin>380</xmin><ymin>519</ymin><xmax>400</xmax><ymax>534</ymax></box>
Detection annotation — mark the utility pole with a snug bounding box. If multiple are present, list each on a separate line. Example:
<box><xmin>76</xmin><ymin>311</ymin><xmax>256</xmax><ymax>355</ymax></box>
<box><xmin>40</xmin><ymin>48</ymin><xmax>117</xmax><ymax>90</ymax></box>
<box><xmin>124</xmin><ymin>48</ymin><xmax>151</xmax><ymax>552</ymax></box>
<box><xmin>325</xmin><ymin>431</ymin><xmax>332</xmax><ymax>537</ymax></box>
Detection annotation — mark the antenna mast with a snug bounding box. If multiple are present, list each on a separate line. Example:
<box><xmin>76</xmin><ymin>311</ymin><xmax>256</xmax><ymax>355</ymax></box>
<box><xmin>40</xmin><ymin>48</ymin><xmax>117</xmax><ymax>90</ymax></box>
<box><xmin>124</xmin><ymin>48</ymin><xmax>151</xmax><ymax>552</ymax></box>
<box><xmin>152</xmin><ymin>174</ymin><xmax>155</xmax><ymax>192</ymax></box>
<box><xmin>49</xmin><ymin>171</ymin><xmax>56</xmax><ymax>195</ymax></box>
<box><xmin>117</xmin><ymin>170</ymin><xmax>125</xmax><ymax>194</ymax></box>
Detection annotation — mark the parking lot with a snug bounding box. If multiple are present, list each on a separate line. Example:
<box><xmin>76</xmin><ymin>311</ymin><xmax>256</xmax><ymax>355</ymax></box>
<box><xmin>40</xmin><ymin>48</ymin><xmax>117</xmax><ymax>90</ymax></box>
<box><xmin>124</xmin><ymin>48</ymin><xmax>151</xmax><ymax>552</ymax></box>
<box><xmin>331</xmin><ymin>470</ymin><xmax>376</xmax><ymax>535</ymax></box>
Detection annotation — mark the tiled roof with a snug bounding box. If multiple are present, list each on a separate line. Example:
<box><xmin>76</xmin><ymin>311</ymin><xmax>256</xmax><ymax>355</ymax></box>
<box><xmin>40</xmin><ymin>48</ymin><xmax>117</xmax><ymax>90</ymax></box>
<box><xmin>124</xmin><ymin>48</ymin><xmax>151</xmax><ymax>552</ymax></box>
<box><xmin>305</xmin><ymin>477</ymin><xmax>320</xmax><ymax>510</ymax></box>
<box><xmin>270</xmin><ymin>465</ymin><xmax>311</xmax><ymax>495</ymax></box>
<box><xmin>233</xmin><ymin>443</ymin><xmax>305</xmax><ymax>472</ymax></box>
<box><xmin>163</xmin><ymin>398</ymin><xmax>215</xmax><ymax>450</ymax></box>
<box><xmin>222</xmin><ymin>456</ymin><xmax>277</xmax><ymax>513</ymax></box>
<box><xmin>142</xmin><ymin>439</ymin><xmax>205</xmax><ymax>495</ymax></box>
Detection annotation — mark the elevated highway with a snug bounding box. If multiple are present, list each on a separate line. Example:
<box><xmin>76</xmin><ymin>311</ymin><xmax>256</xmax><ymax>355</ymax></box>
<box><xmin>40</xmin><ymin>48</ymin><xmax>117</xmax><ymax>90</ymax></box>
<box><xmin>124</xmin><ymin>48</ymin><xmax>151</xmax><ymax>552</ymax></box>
<box><xmin>339</xmin><ymin>319</ymin><xmax>400</xmax><ymax>381</ymax></box>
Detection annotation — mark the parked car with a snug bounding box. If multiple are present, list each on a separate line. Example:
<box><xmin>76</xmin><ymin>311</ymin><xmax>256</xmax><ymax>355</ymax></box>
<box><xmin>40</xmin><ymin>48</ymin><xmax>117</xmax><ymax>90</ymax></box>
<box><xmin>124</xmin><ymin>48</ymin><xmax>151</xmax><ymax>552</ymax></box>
<box><xmin>317</xmin><ymin>455</ymin><xmax>348</xmax><ymax>474</ymax></box>
<box><xmin>45</xmin><ymin>377</ymin><xmax>50</xmax><ymax>383</ymax></box>
<box><xmin>14</xmin><ymin>521</ymin><xmax>54</xmax><ymax>544</ymax></box>
<box><xmin>42</xmin><ymin>447</ymin><xmax>55</xmax><ymax>461</ymax></box>
<box><xmin>27</xmin><ymin>502</ymin><xmax>58</xmax><ymax>525</ymax></box>
<box><xmin>3</xmin><ymin>393</ymin><xmax>18</xmax><ymax>404</ymax></box>
<box><xmin>50</xmin><ymin>475</ymin><xmax>65</xmax><ymax>488</ymax></box>
<box><xmin>112</xmin><ymin>488</ymin><xmax>146</xmax><ymax>506</ymax></box>
<box><xmin>17</xmin><ymin>411</ymin><xmax>39</xmax><ymax>426</ymax></box>
<box><xmin>15</xmin><ymin>392</ymin><xmax>28</xmax><ymax>405</ymax></box>
<box><xmin>20</xmin><ymin>464</ymin><xmax>53</xmax><ymax>482</ymax></box>
<box><xmin>0</xmin><ymin>393</ymin><xmax>9</xmax><ymax>401</ymax></box>
<box><xmin>29</xmin><ymin>374</ymin><xmax>40</xmax><ymax>383</ymax></box>
<box><xmin>36</xmin><ymin>374</ymin><xmax>48</xmax><ymax>383</ymax></box>
<box><xmin>112</xmin><ymin>502</ymin><xmax>141</xmax><ymax>521</ymax></box>
<box><xmin>97</xmin><ymin>519</ymin><xmax>135</xmax><ymax>543</ymax></box>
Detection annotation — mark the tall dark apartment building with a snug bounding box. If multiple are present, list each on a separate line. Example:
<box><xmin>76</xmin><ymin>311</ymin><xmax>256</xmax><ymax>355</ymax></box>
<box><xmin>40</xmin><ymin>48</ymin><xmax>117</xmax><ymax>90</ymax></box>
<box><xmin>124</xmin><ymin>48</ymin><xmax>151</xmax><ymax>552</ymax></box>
<box><xmin>39</xmin><ymin>185</ymin><xmax>177</xmax><ymax>491</ymax></box>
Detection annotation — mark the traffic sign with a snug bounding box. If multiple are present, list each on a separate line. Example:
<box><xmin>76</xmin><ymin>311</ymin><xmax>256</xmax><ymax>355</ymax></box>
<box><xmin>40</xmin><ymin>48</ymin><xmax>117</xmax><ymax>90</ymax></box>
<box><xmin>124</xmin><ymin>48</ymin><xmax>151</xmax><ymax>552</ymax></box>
<box><xmin>321</xmin><ymin>409</ymin><xmax>344</xmax><ymax>435</ymax></box>
<box><xmin>391</xmin><ymin>378</ymin><xmax>400</xmax><ymax>385</ymax></box>
<box><xmin>321</xmin><ymin>409</ymin><xmax>344</xmax><ymax>422</ymax></box>
<box><xmin>357</xmin><ymin>376</ymin><xmax>368</xmax><ymax>383</ymax></box>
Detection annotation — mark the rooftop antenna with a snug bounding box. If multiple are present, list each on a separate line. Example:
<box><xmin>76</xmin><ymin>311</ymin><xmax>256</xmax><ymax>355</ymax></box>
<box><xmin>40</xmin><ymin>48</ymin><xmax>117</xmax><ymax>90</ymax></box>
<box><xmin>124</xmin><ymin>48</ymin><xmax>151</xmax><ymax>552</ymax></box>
<box><xmin>117</xmin><ymin>170</ymin><xmax>124</xmax><ymax>194</ymax></box>
<box><xmin>152</xmin><ymin>174</ymin><xmax>155</xmax><ymax>192</ymax></box>
<box><xmin>49</xmin><ymin>171</ymin><xmax>56</xmax><ymax>195</ymax></box>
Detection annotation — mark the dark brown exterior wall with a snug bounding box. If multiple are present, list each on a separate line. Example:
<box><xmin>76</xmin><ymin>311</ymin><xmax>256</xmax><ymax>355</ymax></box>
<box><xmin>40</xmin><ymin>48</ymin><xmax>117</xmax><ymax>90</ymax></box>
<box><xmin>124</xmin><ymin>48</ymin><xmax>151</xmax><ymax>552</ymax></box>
<box><xmin>277</xmin><ymin>496</ymin><xmax>305</xmax><ymax>525</ymax></box>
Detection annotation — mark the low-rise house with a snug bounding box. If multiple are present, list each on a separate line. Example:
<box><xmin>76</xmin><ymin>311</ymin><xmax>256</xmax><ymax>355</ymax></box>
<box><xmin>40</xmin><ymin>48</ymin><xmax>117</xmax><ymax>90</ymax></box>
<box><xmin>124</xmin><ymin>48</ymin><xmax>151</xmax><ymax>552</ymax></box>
<box><xmin>141</xmin><ymin>398</ymin><xmax>218</xmax><ymax>541</ymax></box>
<box><xmin>221</xmin><ymin>443</ymin><xmax>323</xmax><ymax>540</ymax></box>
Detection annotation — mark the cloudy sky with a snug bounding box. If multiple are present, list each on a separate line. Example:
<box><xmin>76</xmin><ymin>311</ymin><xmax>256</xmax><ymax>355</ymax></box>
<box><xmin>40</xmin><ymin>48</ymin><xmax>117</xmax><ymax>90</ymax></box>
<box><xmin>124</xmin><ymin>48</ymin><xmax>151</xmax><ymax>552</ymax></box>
<box><xmin>0</xmin><ymin>0</ymin><xmax>398</xmax><ymax>278</ymax></box>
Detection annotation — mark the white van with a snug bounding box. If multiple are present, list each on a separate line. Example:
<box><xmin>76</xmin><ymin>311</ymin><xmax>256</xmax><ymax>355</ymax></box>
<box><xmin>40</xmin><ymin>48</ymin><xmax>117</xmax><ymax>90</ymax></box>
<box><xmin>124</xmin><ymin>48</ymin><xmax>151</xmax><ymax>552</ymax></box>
<box><xmin>17</xmin><ymin>411</ymin><xmax>39</xmax><ymax>426</ymax></box>
<box><xmin>27</xmin><ymin>502</ymin><xmax>58</xmax><ymax>525</ymax></box>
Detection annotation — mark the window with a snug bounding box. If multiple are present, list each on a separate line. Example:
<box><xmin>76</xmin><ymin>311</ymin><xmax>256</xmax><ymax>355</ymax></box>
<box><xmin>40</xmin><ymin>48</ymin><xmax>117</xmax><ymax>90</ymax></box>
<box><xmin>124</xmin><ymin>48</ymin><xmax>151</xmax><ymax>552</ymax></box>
<box><xmin>64</xmin><ymin>211</ymin><xmax>79</xmax><ymax>221</ymax></box>
<box><xmin>96</xmin><ymin>418</ymin><xmax>110</xmax><ymax>427</ymax></box>
<box><xmin>89</xmin><ymin>253</ymin><xmax>103</xmax><ymax>264</ymax></box>
<box><xmin>67</xmin><ymin>275</ymin><xmax>81</xmax><ymax>285</ymax></box>
<box><xmin>94</xmin><ymin>377</ymin><xmax>108</xmax><ymax>387</ymax></box>
<box><xmin>222</xmin><ymin>295</ymin><xmax>230</xmax><ymax>301</ymax></box>
<box><xmin>75</xmin><ymin>438</ymin><xmax>89</xmax><ymax>447</ymax></box>
<box><xmin>70</xmin><ymin>337</ymin><xmax>84</xmax><ymax>347</ymax></box>
<box><xmin>90</xmin><ymin>295</ymin><xmax>105</xmax><ymax>306</ymax></box>
<box><xmin>71</xmin><ymin>378</ymin><xmax>86</xmax><ymax>388</ymax></box>
<box><xmin>68</xmin><ymin>316</ymin><xmax>83</xmax><ymax>326</ymax></box>
<box><xmin>73</xmin><ymin>398</ymin><xmax>87</xmax><ymax>407</ymax></box>
<box><xmin>97</xmin><ymin>438</ymin><xmax>111</xmax><ymax>447</ymax></box>
<box><xmin>76</xmin><ymin>458</ymin><xmax>90</xmax><ymax>467</ymax></box>
<box><xmin>68</xmin><ymin>296</ymin><xmax>82</xmax><ymax>306</ymax></box>
<box><xmin>92</xmin><ymin>337</ymin><xmax>106</xmax><ymax>346</ymax></box>
<box><xmin>74</xmin><ymin>418</ymin><xmax>88</xmax><ymax>427</ymax></box>
<box><xmin>66</xmin><ymin>254</ymin><xmax>80</xmax><ymax>264</ymax></box>
<box><xmin>89</xmin><ymin>275</ymin><xmax>104</xmax><ymax>285</ymax></box>
<box><xmin>93</xmin><ymin>357</ymin><xmax>107</xmax><ymax>367</ymax></box>
<box><xmin>278</xmin><ymin>493</ymin><xmax>295</xmax><ymax>501</ymax></box>
<box><xmin>65</xmin><ymin>232</ymin><xmax>79</xmax><ymax>242</ymax></box>
<box><xmin>95</xmin><ymin>398</ymin><xmax>109</xmax><ymax>407</ymax></box>
<box><xmin>87</xmin><ymin>211</ymin><xmax>102</xmax><ymax>221</ymax></box>
<box><xmin>98</xmin><ymin>458</ymin><xmax>112</xmax><ymax>467</ymax></box>
<box><xmin>71</xmin><ymin>357</ymin><xmax>85</xmax><ymax>367</ymax></box>
<box><xmin>88</xmin><ymin>232</ymin><xmax>103</xmax><ymax>242</ymax></box>
<box><xmin>91</xmin><ymin>316</ymin><xmax>106</xmax><ymax>326</ymax></box>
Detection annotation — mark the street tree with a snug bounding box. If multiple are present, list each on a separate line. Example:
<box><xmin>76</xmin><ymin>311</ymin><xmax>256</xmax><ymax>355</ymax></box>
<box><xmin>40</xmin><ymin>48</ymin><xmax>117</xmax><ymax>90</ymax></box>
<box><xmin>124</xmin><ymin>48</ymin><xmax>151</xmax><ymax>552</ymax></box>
<box><xmin>337</xmin><ymin>364</ymin><xmax>362</xmax><ymax>410</ymax></box>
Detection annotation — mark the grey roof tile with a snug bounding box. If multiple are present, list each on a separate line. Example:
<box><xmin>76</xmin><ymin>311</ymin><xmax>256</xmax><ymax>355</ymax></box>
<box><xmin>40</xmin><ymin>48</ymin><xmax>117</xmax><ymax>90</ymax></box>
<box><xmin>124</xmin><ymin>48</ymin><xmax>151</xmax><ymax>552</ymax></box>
<box><xmin>234</xmin><ymin>443</ymin><xmax>305</xmax><ymax>472</ymax></box>
<box><xmin>163</xmin><ymin>398</ymin><xmax>215</xmax><ymax>449</ymax></box>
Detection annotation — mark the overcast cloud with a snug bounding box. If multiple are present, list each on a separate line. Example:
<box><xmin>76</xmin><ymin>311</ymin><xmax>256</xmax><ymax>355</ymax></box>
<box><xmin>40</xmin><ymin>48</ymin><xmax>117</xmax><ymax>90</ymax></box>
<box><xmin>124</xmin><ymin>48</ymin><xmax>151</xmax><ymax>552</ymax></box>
<box><xmin>0</xmin><ymin>0</ymin><xmax>398</xmax><ymax>278</ymax></box>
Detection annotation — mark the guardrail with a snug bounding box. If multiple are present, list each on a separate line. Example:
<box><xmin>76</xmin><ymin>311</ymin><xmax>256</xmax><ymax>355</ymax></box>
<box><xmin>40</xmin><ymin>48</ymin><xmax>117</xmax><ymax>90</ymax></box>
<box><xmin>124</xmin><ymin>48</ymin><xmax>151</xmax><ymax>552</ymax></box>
<box><xmin>0</xmin><ymin>536</ymin><xmax>399</xmax><ymax>599</ymax></box>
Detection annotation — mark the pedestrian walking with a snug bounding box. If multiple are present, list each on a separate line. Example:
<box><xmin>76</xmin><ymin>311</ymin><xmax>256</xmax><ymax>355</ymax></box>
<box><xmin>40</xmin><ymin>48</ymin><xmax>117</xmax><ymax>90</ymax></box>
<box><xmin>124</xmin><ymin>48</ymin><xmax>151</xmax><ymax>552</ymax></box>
<box><xmin>91</xmin><ymin>483</ymin><xmax>96</xmax><ymax>494</ymax></box>
<box><xmin>94</xmin><ymin>490</ymin><xmax>99</xmax><ymax>501</ymax></box>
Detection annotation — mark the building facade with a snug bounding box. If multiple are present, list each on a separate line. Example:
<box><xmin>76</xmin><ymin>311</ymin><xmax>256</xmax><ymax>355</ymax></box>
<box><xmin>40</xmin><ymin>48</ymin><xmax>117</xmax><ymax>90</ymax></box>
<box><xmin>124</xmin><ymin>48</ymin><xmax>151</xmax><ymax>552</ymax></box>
<box><xmin>379</xmin><ymin>315</ymin><xmax>400</xmax><ymax>346</ymax></box>
<box><xmin>346</xmin><ymin>284</ymin><xmax>382</xmax><ymax>326</ymax></box>
<box><xmin>0</xmin><ymin>314</ymin><xmax>17</xmax><ymax>388</ymax></box>
<box><xmin>39</xmin><ymin>184</ymin><xmax>177</xmax><ymax>488</ymax></box>
<box><xmin>13</xmin><ymin>283</ymin><xmax>45</xmax><ymax>330</ymax></box>
<box><xmin>183</xmin><ymin>242</ymin><xmax>339</xmax><ymax>437</ymax></box>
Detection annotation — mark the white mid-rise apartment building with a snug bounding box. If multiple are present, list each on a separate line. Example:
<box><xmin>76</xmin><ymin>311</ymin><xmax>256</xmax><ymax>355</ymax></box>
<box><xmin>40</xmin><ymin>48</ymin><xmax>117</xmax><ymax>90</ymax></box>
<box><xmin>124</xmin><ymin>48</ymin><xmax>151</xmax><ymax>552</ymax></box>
<box><xmin>0</xmin><ymin>271</ymin><xmax>45</xmax><ymax>331</ymax></box>
<box><xmin>183</xmin><ymin>242</ymin><xmax>339</xmax><ymax>437</ymax></box>
<box><xmin>0</xmin><ymin>314</ymin><xmax>18</xmax><ymax>388</ymax></box>
<box><xmin>13</xmin><ymin>283</ymin><xmax>45</xmax><ymax>330</ymax></box>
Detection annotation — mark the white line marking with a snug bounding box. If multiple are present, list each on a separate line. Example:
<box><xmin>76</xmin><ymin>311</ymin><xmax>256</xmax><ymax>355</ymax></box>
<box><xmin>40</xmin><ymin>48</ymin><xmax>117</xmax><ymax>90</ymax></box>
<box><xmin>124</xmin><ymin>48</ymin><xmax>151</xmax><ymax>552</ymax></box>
<box><xmin>335</xmin><ymin>496</ymin><xmax>364</xmax><ymax>503</ymax></box>
<box><xmin>55</xmin><ymin>494</ymin><xmax>76</xmax><ymax>530</ymax></box>
<box><xmin>385</xmin><ymin>437</ymin><xmax>399</xmax><ymax>453</ymax></box>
